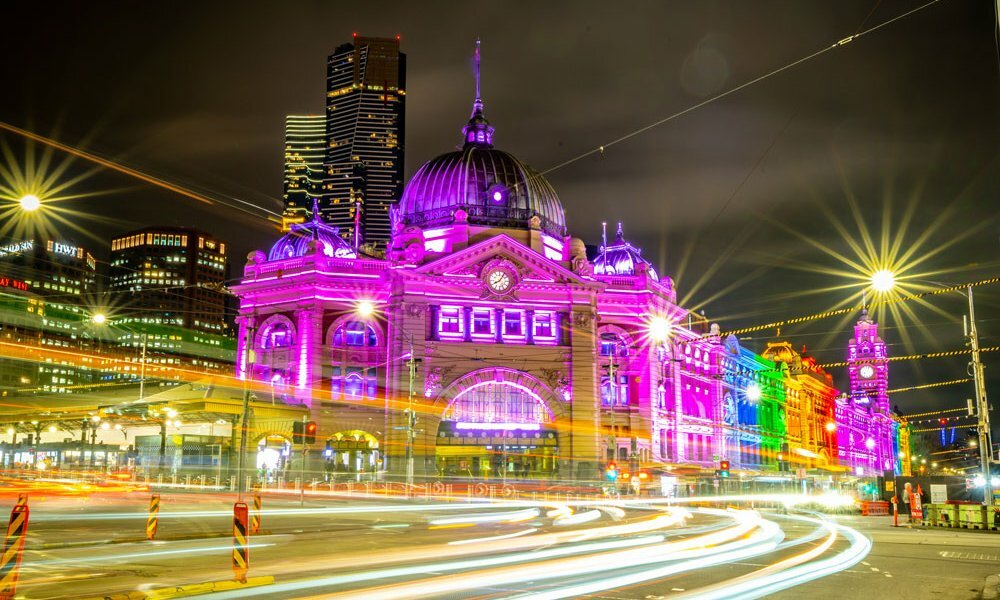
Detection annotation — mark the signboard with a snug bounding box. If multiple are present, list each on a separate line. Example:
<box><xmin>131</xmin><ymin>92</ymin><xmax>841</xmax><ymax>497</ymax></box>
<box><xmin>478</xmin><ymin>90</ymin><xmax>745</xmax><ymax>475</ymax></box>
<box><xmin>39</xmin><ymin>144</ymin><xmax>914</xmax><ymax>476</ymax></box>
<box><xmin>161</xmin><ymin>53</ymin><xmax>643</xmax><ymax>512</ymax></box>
<box><xmin>930</xmin><ymin>484</ymin><xmax>948</xmax><ymax>504</ymax></box>
<box><xmin>910</xmin><ymin>490</ymin><xmax>923</xmax><ymax>519</ymax></box>
<box><xmin>0</xmin><ymin>240</ymin><xmax>32</xmax><ymax>258</ymax></box>
<box><xmin>885</xmin><ymin>480</ymin><xmax>894</xmax><ymax>492</ymax></box>
<box><xmin>660</xmin><ymin>475</ymin><xmax>677</xmax><ymax>498</ymax></box>
<box><xmin>0</xmin><ymin>277</ymin><xmax>29</xmax><ymax>292</ymax></box>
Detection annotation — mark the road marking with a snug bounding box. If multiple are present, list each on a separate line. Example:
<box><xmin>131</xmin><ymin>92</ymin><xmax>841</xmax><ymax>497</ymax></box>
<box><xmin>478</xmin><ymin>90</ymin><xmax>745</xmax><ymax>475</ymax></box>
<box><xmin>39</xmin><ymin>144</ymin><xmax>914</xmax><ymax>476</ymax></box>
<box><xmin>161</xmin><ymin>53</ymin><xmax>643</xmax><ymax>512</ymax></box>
<box><xmin>939</xmin><ymin>551</ymin><xmax>1000</xmax><ymax>561</ymax></box>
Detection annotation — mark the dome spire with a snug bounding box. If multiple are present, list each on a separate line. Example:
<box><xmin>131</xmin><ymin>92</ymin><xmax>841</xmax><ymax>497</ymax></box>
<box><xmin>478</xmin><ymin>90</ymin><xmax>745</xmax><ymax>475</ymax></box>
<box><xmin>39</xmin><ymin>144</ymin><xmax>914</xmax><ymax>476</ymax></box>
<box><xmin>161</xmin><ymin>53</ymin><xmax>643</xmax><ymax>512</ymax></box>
<box><xmin>462</xmin><ymin>38</ymin><xmax>495</xmax><ymax>148</ymax></box>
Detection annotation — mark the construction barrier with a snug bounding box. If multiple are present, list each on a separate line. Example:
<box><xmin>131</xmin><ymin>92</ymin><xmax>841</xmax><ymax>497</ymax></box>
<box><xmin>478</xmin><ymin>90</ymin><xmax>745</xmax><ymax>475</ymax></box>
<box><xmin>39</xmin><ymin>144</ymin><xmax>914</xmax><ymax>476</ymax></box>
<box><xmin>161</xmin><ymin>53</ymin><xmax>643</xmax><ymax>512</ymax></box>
<box><xmin>859</xmin><ymin>501</ymin><xmax>889</xmax><ymax>516</ymax></box>
<box><xmin>146</xmin><ymin>494</ymin><xmax>161</xmax><ymax>540</ymax></box>
<box><xmin>251</xmin><ymin>493</ymin><xmax>262</xmax><ymax>534</ymax></box>
<box><xmin>232</xmin><ymin>502</ymin><xmax>249</xmax><ymax>583</ymax></box>
<box><xmin>14</xmin><ymin>495</ymin><xmax>26</xmax><ymax>509</ymax></box>
<box><xmin>0</xmin><ymin>503</ymin><xmax>30</xmax><ymax>600</ymax></box>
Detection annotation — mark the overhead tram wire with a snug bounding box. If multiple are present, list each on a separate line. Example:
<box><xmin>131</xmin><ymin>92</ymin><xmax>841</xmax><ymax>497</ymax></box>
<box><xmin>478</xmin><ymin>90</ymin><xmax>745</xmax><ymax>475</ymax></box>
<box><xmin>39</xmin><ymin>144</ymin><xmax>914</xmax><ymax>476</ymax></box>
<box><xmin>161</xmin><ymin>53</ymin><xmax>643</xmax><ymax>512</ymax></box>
<box><xmin>516</xmin><ymin>0</ymin><xmax>944</xmax><ymax>188</ymax></box>
<box><xmin>0</xmin><ymin>122</ymin><xmax>282</xmax><ymax>225</ymax></box>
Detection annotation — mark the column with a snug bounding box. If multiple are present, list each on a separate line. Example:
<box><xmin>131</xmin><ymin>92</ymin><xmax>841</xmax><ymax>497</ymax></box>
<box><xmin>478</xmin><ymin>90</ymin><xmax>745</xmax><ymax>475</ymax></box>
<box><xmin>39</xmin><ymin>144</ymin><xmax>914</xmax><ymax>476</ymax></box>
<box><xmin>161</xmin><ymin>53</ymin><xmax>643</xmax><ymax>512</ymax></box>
<box><xmin>495</xmin><ymin>308</ymin><xmax>504</xmax><ymax>344</ymax></box>
<box><xmin>568</xmin><ymin>308</ymin><xmax>600</xmax><ymax>481</ymax></box>
<box><xmin>235</xmin><ymin>314</ymin><xmax>255</xmax><ymax>380</ymax></box>
<box><xmin>463</xmin><ymin>307</ymin><xmax>473</xmax><ymax>342</ymax></box>
<box><xmin>525</xmin><ymin>310</ymin><xmax>535</xmax><ymax>345</ymax></box>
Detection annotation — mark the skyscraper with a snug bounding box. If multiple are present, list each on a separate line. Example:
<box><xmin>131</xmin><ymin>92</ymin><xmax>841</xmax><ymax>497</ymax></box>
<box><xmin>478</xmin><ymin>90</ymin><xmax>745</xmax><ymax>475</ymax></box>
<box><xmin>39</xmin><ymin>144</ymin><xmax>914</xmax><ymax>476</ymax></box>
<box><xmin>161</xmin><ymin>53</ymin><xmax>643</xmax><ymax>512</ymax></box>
<box><xmin>281</xmin><ymin>115</ymin><xmax>326</xmax><ymax>231</ymax></box>
<box><xmin>320</xmin><ymin>34</ymin><xmax>406</xmax><ymax>251</ymax></box>
<box><xmin>109</xmin><ymin>227</ymin><xmax>229</xmax><ymax>334</ymax></box>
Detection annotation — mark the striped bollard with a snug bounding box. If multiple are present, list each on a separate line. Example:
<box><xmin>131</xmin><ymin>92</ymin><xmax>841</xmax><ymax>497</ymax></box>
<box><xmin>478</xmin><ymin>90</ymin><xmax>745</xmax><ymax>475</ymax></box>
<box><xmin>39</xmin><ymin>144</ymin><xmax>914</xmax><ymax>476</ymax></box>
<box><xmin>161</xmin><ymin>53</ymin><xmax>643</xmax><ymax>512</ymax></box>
<box><xmin>146</xmin><ymin>494</ymin><xmax>160</xmax><ymax>540</ymax></box>
<box><xmin>251</xmin><ymin>492</ymin><xmax>262</xmax><ymax>534</ymax></box>
<box><xmin>0</xmin><ymin>503</ymin><xmax>30</xmax><ymax>600</ymax></box>
<box><xmin>15</xmin><ymin>495</ymin><xmax>26</xmax><ymax>508</ymax></box>
<box><xmin>232</xmin><ymin>502</ymin><xmax>250</xmax><ymax>583</ymax></box>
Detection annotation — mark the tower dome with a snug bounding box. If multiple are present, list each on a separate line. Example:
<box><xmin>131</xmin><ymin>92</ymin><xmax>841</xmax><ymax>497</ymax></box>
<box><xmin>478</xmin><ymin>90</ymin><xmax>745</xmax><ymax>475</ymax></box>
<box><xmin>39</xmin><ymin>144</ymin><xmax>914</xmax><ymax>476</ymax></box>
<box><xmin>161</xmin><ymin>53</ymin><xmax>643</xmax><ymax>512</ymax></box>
<box><xmin>593</xmin><ymin>222</ymin><xmax>658</xmax><ymax>280</ymax></box>
<box><xmin>393</xmin><ymin>41</ymin><xmax>566</xmax><ymax>237</ymax></box>
<box><xmin>268</xmin><ymin>199</ymin><xmax>357</xmax><ymax>261</ymax></box>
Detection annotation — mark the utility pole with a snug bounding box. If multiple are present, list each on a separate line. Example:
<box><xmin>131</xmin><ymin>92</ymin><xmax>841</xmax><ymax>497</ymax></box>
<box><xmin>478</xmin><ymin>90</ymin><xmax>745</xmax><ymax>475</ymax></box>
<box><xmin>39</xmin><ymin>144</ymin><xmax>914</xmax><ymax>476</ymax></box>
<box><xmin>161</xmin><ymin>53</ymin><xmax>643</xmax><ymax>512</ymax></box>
<box><xmin>237</xmin><ymin>324</ymin><xmax>256</xmax><ymax>496</ymax></box>
<box><xmin>967</xmin><ymin>286</ymin><xmax>992</xmax><ymax>505</ymax></box>
<box><xmin>607</xmin><ymin>345</ymin><xmax>618</xmax><ymax>493</ymax></box>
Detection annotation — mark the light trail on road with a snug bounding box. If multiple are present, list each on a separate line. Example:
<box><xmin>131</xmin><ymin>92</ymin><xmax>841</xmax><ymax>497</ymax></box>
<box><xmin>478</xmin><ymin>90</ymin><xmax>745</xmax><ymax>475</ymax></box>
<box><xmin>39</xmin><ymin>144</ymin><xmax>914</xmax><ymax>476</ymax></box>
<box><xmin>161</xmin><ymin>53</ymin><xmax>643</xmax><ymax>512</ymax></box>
<box><xmin>9</xmin><ymin>492</ymin><xmax>872</xmax><ymax>600</ymax></box>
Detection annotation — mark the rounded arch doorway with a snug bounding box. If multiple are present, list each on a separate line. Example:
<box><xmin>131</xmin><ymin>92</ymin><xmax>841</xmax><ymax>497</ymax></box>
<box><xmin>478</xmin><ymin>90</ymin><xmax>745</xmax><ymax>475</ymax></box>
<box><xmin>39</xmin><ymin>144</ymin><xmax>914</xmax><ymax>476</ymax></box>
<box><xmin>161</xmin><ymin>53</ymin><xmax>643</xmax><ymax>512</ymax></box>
<box><xmin>436</xmin><ymin>379</ymin><xmax>559</xmax><ymax>480</ymax></box>
<box><xmin>325</xmin><ymin>430</ymin><xmax>380</xmax><ymax>480</ymax></box>
<box><xmin>256</xmin><ymin>434</ymin><xmax>292</xmax><ymax>483</ymax></box>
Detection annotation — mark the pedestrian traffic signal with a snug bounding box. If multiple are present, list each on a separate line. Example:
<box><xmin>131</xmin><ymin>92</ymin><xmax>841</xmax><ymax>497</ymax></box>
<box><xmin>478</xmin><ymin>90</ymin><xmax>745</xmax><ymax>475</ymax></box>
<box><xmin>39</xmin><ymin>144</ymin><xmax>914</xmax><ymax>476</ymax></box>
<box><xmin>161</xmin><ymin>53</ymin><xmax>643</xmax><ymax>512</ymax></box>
<box><xmin>719</xmin><ymin>460</ymin><xmax>730</xmax><ymax>478</ymax></box>
<box><xmin>304</xmin><ymin>421</ymin><xmax>317</xmax><ymax>444</ymax></box>
<box><xmin>292</xmin><ymin>420</ymin><xmax>304</xmax><ymax>444</ymax></box>
<box><xmin>605</xmin><ymin>462</ymin><xmax>618</xmax><ymax>481</ymax></box>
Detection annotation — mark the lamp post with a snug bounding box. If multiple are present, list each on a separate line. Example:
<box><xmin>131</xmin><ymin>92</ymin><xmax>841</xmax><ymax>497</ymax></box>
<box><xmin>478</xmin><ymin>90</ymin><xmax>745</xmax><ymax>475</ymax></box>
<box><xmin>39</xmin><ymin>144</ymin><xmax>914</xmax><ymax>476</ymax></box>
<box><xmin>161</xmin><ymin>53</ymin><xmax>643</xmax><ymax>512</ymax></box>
<box><xmin>878</xmin><ymin>276</ymin><xmax>992</xmax><ymax>504</ymax></box>
<box><xmin>405</xmin><ymin>338</ymin><xmax>416</xmax><ymax>489</ymax></box>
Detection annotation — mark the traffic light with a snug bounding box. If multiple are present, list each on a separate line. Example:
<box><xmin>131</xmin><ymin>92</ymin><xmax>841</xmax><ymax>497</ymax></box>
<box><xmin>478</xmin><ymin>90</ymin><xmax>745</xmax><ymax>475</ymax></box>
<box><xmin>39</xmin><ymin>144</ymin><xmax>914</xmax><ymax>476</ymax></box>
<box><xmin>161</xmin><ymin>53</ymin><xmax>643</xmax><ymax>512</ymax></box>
<box><xmin>304</xmin><ymin>421</ymin><xmax>317</xmax><ymax>444</ymax></box>
<box><xmin>719</xmin><ymin>460</ymin><xmax>730</xmax><ymax>478</ymax></box>
<box><xmin>292</xmin><ymin>420</ymin><xmax>304</xmax><ymax>444</ymax></box>
<box><xmin>605</xmin><ymin>462</ymin><xmax>618</xmax><ymax>481</ymax></box>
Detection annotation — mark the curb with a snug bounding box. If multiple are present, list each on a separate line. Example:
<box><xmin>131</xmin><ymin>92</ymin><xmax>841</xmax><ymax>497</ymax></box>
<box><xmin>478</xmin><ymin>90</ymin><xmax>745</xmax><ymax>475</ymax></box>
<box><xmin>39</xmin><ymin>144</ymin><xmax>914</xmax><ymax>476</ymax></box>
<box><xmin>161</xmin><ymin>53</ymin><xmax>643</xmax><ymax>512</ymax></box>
<box><xmin>81</xmin><ymin>575</ymin><xmax>274</xmax><ymax>600</ymax></box>
<box><xmin>983</xmin><ymin>574</ymin><xmax>1000</xmax><ymax>600</ymax></box>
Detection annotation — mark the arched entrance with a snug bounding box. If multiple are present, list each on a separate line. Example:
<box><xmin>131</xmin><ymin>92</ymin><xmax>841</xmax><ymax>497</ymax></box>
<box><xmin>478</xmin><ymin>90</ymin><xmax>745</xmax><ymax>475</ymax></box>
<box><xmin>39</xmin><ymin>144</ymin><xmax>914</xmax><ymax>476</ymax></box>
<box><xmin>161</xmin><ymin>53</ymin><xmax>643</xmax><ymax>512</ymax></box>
<box><xmin>256</xmin><ymin>434</ymin><xmax>292</xmax><ymax>483</ymax></box>
<box><xmin>435</xmin><ymin>378</ymin><xmax>559</xmax><ymax>479</ymax></box>
<box><xmin>325</xmin><ymin>430</ymin><xmax>380</xmax><ymax>478</ymax></box>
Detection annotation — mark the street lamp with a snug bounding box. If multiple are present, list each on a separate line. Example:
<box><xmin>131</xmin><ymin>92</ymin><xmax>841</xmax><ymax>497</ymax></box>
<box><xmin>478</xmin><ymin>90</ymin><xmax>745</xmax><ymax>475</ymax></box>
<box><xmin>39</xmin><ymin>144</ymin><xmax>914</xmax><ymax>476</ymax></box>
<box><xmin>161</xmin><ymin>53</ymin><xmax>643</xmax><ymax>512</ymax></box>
<box><xmin>825</xmin><ymin>422</ymin><xmax>837</xmax><ymax>433</ymax></box>
<box><xmin>885</xmin><ymin>276</ymin><xmax>993</xmax><ymax>504</ymax></box>
<box><xmin>18</xmin><ymin>194</ymin><xmax>41</xmax><ymax>212</ymax></box>
<box><xmin>870</xmin><ymin>269</ymin><xmax>896</xmax><ymax>294</ymax></box>
<box><xmin>647</xmin><ymin>315</ymin><xmax>672</xmax><ymax>344</ymax></box>
<box><xmin>745</xmin><ymin>382</ymin><xmax>762</xmax><ymax>403</ymax></box>
<box><xmin>356</xmin><ymin>300</ymin><xmax>376</xmax><ymax>319</ymax></box>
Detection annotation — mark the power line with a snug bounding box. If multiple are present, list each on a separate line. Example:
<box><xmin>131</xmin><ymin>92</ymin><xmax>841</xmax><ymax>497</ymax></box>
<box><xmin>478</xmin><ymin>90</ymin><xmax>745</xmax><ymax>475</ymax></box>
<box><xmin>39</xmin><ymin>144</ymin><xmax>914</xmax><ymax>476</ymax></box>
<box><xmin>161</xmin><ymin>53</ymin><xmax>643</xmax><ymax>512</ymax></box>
<box><xmin>528</xmin><ymin>0</ymin><xmax>944</xmax><ymax>183</ymax></box>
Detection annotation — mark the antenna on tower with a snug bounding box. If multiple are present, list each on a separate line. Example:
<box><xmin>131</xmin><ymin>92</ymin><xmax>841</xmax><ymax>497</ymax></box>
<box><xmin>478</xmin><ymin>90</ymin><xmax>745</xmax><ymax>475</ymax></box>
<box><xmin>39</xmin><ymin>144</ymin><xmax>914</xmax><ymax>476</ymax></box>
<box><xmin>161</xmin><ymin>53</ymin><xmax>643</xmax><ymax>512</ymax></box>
<box><xmin>601</xmin><ymin>221</ymin><xmax>607</xmax><ymax>248</ymax></box>
<box><xmin>474</xmin><ymin>38</ymin><xmax>481</xmax><ymax>103</ymax></box>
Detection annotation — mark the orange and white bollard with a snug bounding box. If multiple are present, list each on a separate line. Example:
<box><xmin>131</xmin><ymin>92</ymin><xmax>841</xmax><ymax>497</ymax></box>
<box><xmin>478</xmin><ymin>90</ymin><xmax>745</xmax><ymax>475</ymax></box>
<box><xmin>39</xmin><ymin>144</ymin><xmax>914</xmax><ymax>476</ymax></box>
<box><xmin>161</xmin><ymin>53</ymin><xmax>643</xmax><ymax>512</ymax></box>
<box><xmin>0</xmin><ymin>502</ymin><xmax>30</xmax><ymax>600</ymax></box>
<box><xmin>146</xmin><ymin>494</ymin><xmax>161</xmax><ymax>540</ymax></box>
<box><xmin>251</xmin><ymin>492</ymin><xmax>262</xmax><ymax>534</ymax></box>
<box><xmin>232</xmin><ymin>502</ymin><xmax>250</xmax><ymax>582</ymax></box>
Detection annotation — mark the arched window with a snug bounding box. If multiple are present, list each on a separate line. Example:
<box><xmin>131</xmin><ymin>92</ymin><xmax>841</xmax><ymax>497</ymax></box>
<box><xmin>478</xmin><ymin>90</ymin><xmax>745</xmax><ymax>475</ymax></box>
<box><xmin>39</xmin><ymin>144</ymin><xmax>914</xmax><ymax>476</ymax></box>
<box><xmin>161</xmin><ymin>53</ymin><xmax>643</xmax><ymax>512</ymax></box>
<box><xmin>445</xmin><ymin>382</ymin><xmax>550</xmax><ymax>424</ymax></box>
<box><xmin>599</xmin><ymin>332</ymin><xmax>628</xmax><ymax>357</ymax></box>
<box><xmin>259</xmin><ymin>321</ymin><xmax>294</xmax><ymax>349</ymax></box>
<box><xmin>332</xmin><ymin>321</ymin><xmax>378</xmax><ymax>347</ymax></box>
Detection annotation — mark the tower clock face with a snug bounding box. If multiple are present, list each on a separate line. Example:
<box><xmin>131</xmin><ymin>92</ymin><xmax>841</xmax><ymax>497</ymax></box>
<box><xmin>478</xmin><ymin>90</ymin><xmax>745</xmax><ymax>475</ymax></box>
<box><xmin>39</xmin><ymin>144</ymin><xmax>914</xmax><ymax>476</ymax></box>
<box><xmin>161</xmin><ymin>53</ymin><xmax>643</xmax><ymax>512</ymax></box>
<box><xmin>859</xmin><ymin>365</ymin><xmax>875</xmax><ymax>380</ymax></box>
<box><xmin>487</xmin><ymin>269</ymin><xmax>512</xmax><ymax>294</ymax></box>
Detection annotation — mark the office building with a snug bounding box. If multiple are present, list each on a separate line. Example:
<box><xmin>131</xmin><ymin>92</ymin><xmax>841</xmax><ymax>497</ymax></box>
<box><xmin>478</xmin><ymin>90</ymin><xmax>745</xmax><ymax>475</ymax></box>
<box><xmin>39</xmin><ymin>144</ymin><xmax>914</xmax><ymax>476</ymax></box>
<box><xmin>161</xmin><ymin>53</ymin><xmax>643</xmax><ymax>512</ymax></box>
<box><xmin>109</xmin><ymin>227</ymin><xmax>229</xmax><ymax>334</ymax></box>
<box><xmin>281</xmin><ymin>115</ymin><xmax>326</xmax><ymax>230</ymax></box>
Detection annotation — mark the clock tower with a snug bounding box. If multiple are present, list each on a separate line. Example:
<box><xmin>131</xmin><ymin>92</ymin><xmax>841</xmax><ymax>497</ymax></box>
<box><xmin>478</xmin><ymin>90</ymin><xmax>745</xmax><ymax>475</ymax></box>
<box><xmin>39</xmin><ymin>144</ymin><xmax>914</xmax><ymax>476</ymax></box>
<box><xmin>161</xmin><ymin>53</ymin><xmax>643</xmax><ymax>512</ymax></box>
<box><xmin>847</xmin><ymin>309</ymin><xmax>889</xmax><ymax>413</ymax></box>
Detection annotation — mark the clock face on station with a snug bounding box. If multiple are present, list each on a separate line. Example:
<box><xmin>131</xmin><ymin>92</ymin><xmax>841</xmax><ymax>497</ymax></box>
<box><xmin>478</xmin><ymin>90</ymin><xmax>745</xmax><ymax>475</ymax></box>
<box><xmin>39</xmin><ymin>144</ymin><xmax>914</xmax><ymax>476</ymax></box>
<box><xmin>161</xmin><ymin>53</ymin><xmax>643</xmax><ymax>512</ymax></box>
<box><xmin>487</xmin><ymin>269</ymin><xmax>512</xmax><ymax>294</ymax></box>
<box><xmin>859</xmin><ymin>365</ymin><xmax>875</xmax><ymax>380</ymax></box>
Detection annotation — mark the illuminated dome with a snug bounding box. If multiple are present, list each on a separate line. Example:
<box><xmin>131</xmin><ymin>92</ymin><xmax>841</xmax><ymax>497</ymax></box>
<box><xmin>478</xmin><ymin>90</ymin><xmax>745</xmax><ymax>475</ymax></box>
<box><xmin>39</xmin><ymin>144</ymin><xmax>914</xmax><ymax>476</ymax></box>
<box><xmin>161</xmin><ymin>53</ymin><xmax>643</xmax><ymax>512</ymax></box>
<box><xmin>394</xmin><ymin>43</ymin><xmax>566</xmax><ymax>237</ymax></box>
<box><xmin>268</xmin><ymin>200</ymin><xmax>357</xmax><ymax>261</ymax></box>
<box><xmin>593</xmin><ymin>223</ymin><xmax>658</xmax><ymax>280</ymax></box>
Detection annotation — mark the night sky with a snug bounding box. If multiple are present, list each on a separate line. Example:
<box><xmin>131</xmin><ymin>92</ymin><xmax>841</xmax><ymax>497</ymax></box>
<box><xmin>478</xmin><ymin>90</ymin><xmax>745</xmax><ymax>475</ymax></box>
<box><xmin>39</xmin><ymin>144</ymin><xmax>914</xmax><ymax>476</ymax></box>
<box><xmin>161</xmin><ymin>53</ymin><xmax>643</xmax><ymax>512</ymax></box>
<box><xmin>2</xmin><ymin>1</ymin><xmax>998</xmax><ymax>423</ymax></box>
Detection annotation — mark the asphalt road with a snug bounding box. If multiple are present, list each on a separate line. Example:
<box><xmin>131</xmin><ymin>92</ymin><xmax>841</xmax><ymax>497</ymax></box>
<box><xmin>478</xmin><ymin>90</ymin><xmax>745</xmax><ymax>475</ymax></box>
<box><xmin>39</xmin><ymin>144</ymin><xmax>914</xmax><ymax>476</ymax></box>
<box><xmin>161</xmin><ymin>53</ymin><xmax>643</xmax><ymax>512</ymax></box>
<box><xmin>5</xmin><ymin>490</ymin><xmax>999</xmax><ymax>599</ymax></box>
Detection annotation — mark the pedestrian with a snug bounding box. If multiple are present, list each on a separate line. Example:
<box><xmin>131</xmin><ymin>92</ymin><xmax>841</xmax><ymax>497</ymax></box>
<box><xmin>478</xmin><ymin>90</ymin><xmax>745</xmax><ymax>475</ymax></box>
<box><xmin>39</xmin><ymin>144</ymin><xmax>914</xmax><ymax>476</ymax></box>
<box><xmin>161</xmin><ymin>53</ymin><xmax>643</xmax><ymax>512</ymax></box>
<box><xmin>902</xmin><ymin>482</ymin><xmax>913</xmax><ymax>525</ymax></box>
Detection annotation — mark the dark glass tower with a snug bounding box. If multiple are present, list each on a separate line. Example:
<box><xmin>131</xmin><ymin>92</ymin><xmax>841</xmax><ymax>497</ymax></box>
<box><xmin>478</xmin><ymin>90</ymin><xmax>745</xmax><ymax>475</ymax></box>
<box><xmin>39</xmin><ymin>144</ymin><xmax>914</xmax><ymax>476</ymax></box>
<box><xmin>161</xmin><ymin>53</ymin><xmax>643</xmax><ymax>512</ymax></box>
<box><xmin>321</xmin><ymin>35</ymin><xmax>406</xmax><ymax>252</ymax></box>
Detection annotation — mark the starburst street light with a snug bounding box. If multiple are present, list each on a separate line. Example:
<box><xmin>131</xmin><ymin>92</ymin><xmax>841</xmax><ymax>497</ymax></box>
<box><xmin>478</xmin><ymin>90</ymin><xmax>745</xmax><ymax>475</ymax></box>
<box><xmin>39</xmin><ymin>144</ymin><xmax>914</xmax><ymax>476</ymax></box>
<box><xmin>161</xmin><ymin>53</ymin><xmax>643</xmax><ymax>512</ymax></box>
<box><xmin>91</xmin><ymin>313</ymin><xmax>107</xmax><ymax>325</ymax></box>
<box><xmin>19</xmin><ymin>194</ymin><xmax>41</xmax><ymax>212</ymax></box>
<box><xmin>870</xmin><ymin>269</ymin><xmax>896</xmax><ymax>293</ymax></box>
<box><xmin>356</xmin><ymin>300</ymin><xmax>376</xmax><ymax>318</ymax></box>
<box><xmin>647</xmin><ymin>315</ymin><xmax>672</xmax><ymax>344</ymax></box>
